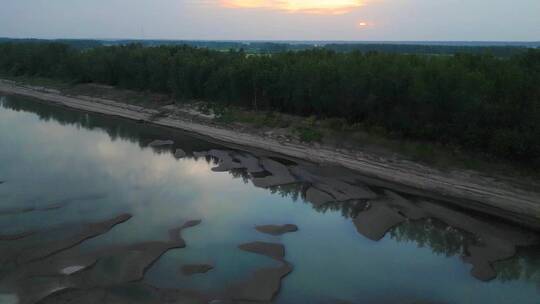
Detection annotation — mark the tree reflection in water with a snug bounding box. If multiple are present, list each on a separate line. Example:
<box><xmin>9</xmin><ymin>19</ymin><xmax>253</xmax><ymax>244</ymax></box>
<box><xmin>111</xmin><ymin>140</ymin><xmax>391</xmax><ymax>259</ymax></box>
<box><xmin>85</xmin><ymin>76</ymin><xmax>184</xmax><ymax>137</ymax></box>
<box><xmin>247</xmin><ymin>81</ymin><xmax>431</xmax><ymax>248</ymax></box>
<box><xmin>495</xmin><ymin>247</ymin><xmax>540</xmax><ymax>287</ymax></box>
<box><xmin>222</xmin><ymin>157</ymin><xmax>540</xmax><ymax>284</ymax></box>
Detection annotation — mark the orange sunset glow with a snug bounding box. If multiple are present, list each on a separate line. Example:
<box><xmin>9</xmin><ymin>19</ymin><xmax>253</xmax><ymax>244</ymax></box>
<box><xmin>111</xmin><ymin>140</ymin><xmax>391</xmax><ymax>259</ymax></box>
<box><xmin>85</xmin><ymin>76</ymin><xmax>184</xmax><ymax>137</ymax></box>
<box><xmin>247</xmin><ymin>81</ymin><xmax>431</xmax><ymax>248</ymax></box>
<box><xmin>220</xmin><ymin>0</ymin><xmax>365</xmax><ymax>15</ymax></box>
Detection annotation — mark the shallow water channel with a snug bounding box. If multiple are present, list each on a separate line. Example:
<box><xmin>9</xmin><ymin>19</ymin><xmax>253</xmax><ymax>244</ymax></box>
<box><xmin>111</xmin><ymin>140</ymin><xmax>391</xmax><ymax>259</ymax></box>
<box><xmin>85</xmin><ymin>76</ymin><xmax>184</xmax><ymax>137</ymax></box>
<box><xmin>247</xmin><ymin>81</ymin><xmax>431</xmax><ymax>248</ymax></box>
<box><xmin>0</xmin><ymin>95</ymin><xmax>539</xmax><ymax>304</ymax></box>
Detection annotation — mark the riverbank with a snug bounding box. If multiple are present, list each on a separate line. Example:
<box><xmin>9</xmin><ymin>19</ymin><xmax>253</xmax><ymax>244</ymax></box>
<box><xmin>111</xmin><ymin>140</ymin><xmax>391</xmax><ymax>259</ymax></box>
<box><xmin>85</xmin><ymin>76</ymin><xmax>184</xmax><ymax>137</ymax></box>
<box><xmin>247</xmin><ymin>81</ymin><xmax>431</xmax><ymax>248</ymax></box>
<box><xmin>1</xmin><ymin>78</ymin><xmax>539</xmax><ymax>230</ymax></box>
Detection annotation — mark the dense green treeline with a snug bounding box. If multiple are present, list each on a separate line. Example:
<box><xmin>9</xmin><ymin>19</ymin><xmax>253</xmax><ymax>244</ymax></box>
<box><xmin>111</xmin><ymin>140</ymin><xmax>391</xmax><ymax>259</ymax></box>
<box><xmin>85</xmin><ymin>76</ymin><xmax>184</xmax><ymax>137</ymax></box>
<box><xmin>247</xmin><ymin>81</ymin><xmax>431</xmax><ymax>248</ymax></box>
<box><xmin>0</xmin><ymin>42</ymin><xmax>539</xmax><ymax>163</ymax></box>
<box><xmin>0</xmin><ymin>38</ymin><xmax>103</xmax><ymax>50</ymax></box>
<box><xmin>322</xmin><ymin>43</ymin><xmax>530</xmax><ymax>57</ymax></box>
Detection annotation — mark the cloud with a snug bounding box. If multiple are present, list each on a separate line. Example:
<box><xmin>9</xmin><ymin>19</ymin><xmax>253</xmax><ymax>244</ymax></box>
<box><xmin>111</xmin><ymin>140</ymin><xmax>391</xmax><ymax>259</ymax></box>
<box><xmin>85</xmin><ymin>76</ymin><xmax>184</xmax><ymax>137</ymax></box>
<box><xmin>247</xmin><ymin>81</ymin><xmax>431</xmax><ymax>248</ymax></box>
<box><xmin>220</xmin><ymin>0</ymin><xmax>364</xmax><ymax>15</ymax></box>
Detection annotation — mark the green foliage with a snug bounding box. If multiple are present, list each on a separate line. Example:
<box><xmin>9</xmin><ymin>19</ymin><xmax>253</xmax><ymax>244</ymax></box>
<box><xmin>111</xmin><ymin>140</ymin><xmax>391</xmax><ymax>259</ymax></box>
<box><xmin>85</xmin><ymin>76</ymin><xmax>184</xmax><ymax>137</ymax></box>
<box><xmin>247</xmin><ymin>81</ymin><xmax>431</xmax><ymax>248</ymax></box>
<box><xmin>296</xmin><ymin>127</ymin><xmax>323</xmax><ymax>143</ymax></box>
<box><xmin>0</xmin><ymin>42</ymin><xmax>539</xmax><ymax>162</ymax></box>
<box><xmin>215</xmin><ymin>107</ymin><xmax>288</xmax><ymax>129</ymax></box>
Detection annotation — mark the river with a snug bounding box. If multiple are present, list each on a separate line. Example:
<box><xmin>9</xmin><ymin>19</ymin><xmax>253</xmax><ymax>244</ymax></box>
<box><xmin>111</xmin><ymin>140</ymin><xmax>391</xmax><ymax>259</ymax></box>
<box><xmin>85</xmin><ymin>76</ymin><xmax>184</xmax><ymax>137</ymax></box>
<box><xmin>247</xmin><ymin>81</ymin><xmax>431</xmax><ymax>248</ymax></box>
<box><xmin>0</xmin><ymin>95</ymin><xmax>538</xmax><ymax>304</ymax></box>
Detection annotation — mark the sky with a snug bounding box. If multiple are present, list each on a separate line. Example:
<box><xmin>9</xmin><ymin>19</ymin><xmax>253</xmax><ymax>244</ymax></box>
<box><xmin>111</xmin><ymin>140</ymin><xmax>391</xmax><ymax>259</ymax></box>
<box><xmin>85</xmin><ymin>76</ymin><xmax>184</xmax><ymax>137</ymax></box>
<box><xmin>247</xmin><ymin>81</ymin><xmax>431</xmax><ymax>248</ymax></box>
<box><xmin>0</xmin><ymin>0</ymin><xmax>539</xmax><ymax>41</ymax></box>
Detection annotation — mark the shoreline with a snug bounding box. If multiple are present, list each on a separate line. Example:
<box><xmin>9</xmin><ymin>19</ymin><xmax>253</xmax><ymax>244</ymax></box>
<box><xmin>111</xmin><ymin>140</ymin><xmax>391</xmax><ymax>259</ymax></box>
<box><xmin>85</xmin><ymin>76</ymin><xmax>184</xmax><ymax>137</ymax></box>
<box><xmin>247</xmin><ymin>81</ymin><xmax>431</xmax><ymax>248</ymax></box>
<box><xmin>1</xmin><ymin>79</ymin><xmax>539</xmax><ymax>230</ymax></box>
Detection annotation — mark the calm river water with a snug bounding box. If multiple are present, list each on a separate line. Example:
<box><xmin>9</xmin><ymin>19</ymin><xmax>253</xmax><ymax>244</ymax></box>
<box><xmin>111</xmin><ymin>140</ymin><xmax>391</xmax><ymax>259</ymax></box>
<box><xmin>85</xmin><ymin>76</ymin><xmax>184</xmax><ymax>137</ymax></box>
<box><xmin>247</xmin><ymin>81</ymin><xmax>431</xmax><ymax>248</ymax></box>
<box><xmin>0</xmin><ymin>95</ymin><xmax>539</xmax><ymax>304</ymax></box>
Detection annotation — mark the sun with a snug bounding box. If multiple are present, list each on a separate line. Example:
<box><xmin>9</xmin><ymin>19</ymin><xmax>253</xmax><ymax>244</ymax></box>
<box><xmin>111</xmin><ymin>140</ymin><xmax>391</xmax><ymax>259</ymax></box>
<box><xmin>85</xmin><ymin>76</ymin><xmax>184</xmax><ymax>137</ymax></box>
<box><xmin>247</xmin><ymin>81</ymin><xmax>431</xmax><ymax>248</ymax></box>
<box><xmin>220</xmin><ymin>0</ymin><xmax>365</xmax><ymax>15</ymax></box>
<box><xmin>358</xmin><ymin>21</ymin><xmax>368</xmax><ymax>27</ymax></box>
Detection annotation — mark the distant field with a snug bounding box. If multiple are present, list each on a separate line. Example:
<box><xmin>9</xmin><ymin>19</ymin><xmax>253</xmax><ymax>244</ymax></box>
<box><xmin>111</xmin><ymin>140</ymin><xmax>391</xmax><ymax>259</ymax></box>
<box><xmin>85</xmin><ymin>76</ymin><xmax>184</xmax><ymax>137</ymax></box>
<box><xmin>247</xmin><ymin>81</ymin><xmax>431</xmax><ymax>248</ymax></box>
<box><xmin>1</xmin><ymin>37</ymin><xmax>538</xmax><ymax>56</ymax></box>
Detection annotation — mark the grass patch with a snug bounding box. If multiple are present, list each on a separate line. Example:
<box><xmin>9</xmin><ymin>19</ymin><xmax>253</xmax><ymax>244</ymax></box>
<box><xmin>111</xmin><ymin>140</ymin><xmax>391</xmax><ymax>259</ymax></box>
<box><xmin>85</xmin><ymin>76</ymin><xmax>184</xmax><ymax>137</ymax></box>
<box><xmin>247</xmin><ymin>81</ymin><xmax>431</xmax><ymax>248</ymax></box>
<box><xmin>214</xmin><ymin>105</ymin><xmax>289</xmax><ymax>128</ymax></box>
<box><xmin>295</xmin><ymin>127</ymin><xmax>323</xmax><ymax>143</ymax></box>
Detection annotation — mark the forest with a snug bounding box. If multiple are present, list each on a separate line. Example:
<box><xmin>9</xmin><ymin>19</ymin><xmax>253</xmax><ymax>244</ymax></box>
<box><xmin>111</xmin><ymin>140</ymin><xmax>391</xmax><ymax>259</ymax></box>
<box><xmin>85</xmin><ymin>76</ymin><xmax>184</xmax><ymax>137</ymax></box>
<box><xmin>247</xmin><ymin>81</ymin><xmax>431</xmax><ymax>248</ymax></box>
<box><xmin>0</xmin><ymin>42</ymin><xmax>539</xmax><ymax>163</ymax></box>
